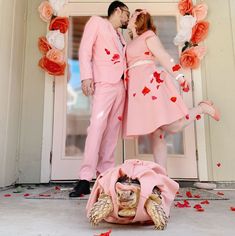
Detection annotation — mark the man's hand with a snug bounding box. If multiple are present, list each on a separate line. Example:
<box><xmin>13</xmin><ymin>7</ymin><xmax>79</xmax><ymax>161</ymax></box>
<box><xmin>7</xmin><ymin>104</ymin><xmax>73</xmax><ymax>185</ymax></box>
<box><xmin>81</xmin><ymin>79</ymin><xmax>95</xmax><ymax>96</ymax></box>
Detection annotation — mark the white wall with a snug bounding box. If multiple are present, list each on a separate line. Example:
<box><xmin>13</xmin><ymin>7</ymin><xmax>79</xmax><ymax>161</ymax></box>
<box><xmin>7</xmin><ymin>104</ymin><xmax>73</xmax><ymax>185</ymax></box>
<box><xmin>0</xmin><ymin>0</ymin><xmax>27</xmax><ymax>187</ymax></box>
<box><xmin>201</xmin><ymin>0</ymin><xmax>235</xmax><ymax>181</ymax></box>
<box><xmin>18</xmin><ymin>0</ymin><xmax>47</xmax><ymax>183</ymax></box>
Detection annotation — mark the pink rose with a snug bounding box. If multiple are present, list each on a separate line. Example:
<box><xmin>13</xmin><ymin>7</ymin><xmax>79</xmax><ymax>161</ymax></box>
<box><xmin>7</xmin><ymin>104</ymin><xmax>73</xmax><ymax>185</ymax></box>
<box><xmin>178</xmin><ymin>0</ymin><xmax>193</xmax><ymax>16</ymax></box>
<box><xmin>46</xmin><ymin>48</ymin><xmax>64</xmax><ymax>64</ymax></box>
<box><xmin>192</xmin><ymin>3</ymin><xmax>208</xmax><ymax>21</ymax></box>
<box><xmin>180</xmin><ymin>47</ymin><xmax>200</xmax><ymax>69</ymax></box>
<box><xmin>191</xmin><ymin>21</ymin><xmax>209</xmax><ymax>44</ymax></box>
<box><xmin>38</xmin><ymin>1</ymin><xmax>53</xmax><ymax>22</ymax></box>
<box><xmin>38</xmin><ymin>36</ymin><xmax>52</xmax><ymax>54</ymax></box>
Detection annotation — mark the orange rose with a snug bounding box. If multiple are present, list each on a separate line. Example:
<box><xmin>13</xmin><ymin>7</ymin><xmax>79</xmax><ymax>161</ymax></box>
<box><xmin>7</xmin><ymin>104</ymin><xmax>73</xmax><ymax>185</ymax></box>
<box><xmin>49</xmin><ymin>17</ymin><xmax>69</xmax><ymax>34</ymax></box>
<box><xmin>180</xmin><ymin>47</ymin><xmax>200</xmax><ymax>69</ymax></box>
<box><xmin>39</xmin><ymin>56</ymin><xmax>66</xmax><ymax>76</ymax></box>
<box><xmin>192</xmin><ymin>3</ymin><xmax>208</xmax><ymax>21</ymax></box>
<box><xmin>178</xmin><ymin>0</ymin><xmax>193</xmax><ymax>16</ymax></box>
<box><xmin>38</xmin><ymin>36</ymin><xmax>52</xmax><ymax>54</ymax></box>
<box><xmin>46</xmin><ymin>48</ymin><xmax>64</xmax><ymax>64</ymax></box>
<box><xmin>191</xmin><ymin>21</ymin><xmax>209</xmax><ymax>44</ymax></box>
<box><xmin>38</xmin><ymin>1</ymin><xmax>53</xmax><ymax>22</ymax></box>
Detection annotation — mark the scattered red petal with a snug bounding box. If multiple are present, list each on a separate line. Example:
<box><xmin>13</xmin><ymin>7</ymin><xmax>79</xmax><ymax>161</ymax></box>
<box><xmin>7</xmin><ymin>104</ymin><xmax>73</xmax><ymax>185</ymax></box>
<box><xmin>39</xmin><ymin>194</ymin><xmax>51</xmax><ymax>197</ymax></box>
<box><xmin>156</xmin><ymin>85</ymin><xmax>160</xmax><ymax>90</ymax></box>
<box><xmin>159</xmin><ymin>134</ymin><xmax>163</xmax><ymax>139</ymax></box>
<box><xmin>196</xmin><ymin>208</ymin><xmax>205</xmax><ymax>212</ymax></box>
<box><xmin>175</xmin><ymin>200</ymin><xmax>191</xmax><ymax>208</ymax></box>
<box><xmin>105</xmin><ymin>48</ymin><xmax>110</xmax><ymax>55</ymax></box>
<box><xmin>24</xmin><ymin>193</ymin><xmax>30</xmax><ymax>197</ymax></box>
<box><xmin>55</xmin><ymin>186</ymin><xmax>61</xmax><ymax>191</ymax></box>
<box><xmin>186</xmin><ymin>191</ymin><xmax>193</xmax><ymax>198</ymax></box>
<box><xmin>172</xmin><ymin>64</ymin><xmax>181</xmax><ymax>72</ymax></box>
<box><xmin>193</xmin><ymin>204</ymin><xmax>202</xmax><ymax>209</ymax></box>
<box><xmin>217</xmin><ymin>192</ymin><xmax>224</xmax><ymax>196</ymax></box>
<box><xmin>185</xmin><ymin>114</ymin><xmax>190</xmax><ymax>120</ymax></box>
<box><xmin>170</xmin><ymin>97</ymin><xmax>177</xmax><ymax>103</ymax></box>
<box><xmin>150</xmin><ymin>78</ymin><xmax>154</xmax><ymax>83</ymax></box>
<box><xmin>111</xmin><ymin>54</ymin><xmax>120</xmax><ymax>61</ymax></box>
<box><xmin>118</xmin><ymin>116</ymin><xmax>123</xmax><ymax>121</ymax></box>
<box><xmin>133</xmin><ymin>93</ymin><xmax>136</xmax><ymax>97</ymax></box>
<box><xmin>144</xmin><ymin>51</ymin><xmax>151</xmax><ymax>55</ymax></box>
<box><xmin>201</xmin><ymin>200</ymin><xmax>210</xmax><ymax>204</ymax></box>
<box><xmin>194</xmin><ymin>194</ymin><xmax>201</xmax><ymax>198</ymax></box>
<box><xmin>217</xmin><ymin>162</ymin><xmax>221</xmax><ymax>167</ymax></box>
<box><xmin>230</xmin><ymin>207</ymin><xmax>235</xmax><ymax>211</ymax></box>
<box><xmin>4</xmin><ymin>194</ymin><xmax>11</xmax><ymax>197</ymax></box>
<box><xmin>176</xmin><ymin>191</ymin><xmax>180</xmax><ymax>194</ymax></box>
<box><xmin>95</xmin><ymin>229</ymin><xmax>112</xmax><ymax>236</ymax></box>
<box><xmin>142</xmin><ymin>86</ymin><xmax>151</xmax><ymax>96</ymax></box>
<box><xmin>152</xmin><ymin>96</ymin><xmax>157</xmax><ymax>100</ymax></box>
<box><xmin>153</xmin><ymin>71</ymin><xmax>164</xmax><ymax>83</ymax></box>
<box><xmin>196</xmin><ymin>114</ymin><xmax>201</xmax><ymax>120</ymax></box>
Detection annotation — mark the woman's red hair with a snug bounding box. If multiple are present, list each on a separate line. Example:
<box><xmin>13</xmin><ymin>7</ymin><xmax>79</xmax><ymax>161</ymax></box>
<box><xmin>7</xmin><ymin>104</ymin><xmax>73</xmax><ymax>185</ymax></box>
<box><xmin>135</xmin><ymin>9</ymin><xmax>157</xmax><ymax>35</ymax></box>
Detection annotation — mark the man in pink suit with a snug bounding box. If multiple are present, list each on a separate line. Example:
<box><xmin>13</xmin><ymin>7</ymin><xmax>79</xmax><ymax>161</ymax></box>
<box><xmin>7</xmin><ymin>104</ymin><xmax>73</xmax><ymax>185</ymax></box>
<box><xmin>70</xmin><ymin>1</ymin><xmax>130</xmax><ymax>197</ymax></box>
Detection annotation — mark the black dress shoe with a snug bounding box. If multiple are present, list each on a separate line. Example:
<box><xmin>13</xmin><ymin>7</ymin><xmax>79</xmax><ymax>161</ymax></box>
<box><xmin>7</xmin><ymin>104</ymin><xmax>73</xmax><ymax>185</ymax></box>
<box><xmin>69</xmin><ymin>180</ymin><xmax>90</xmax><ymax>197</ymax></box>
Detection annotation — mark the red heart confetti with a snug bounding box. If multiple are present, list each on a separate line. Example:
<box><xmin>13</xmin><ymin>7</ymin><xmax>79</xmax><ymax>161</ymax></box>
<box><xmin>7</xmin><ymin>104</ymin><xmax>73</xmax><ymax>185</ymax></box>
<box><xmin>172</xmin><ymin>64</ymin><xmax>181</xmax><ymax>72</ymax></box>
<box><xmin>217</xmin><ymin>162</ymin><xmax>221</xmax><ymax>167</ymax></box>
<box><xmin>185</xmin><ymin>114</ymin><xmax>190</xmax><ymax>120</ymax></box>
<box><xmin>144</xmin><ymin>51</ymin><xmax>151</xmax><ymax>55</ymax></box>
<box><xmin>142</xmin><ymin>86</ymin><xmax>150</xmax><ymax>96</ymax></box>
<box><xmin>24</xmin><ymin>193</ymin><xmax>30</xmax><ymax>197</ymax></box>
<box><xmin>159</xmin><ymin>134</ymin><xmax>163</xmax><ymax>139</ymax></box>
<box><xmin>196</xmin><ymin>114</ymin><xmax>201</xmax><ymax>120</ymax></box>
<box><xmin>152</xmin><ymin>96</ymin><xmax>157</xmax><ymax>100</ymax></box>
<box><xmin>156</xmin><ymin>85</ymin><xmax>160</xmax><ymax>90</ymax></box>
<box><xmin>217</xmin><ymin>192</ymin><xmax>224</xmax><ymax>196</ymax></box>
<box><xmin>133</xmin><ymin>93</ymin><xmax>136</xmax><ymax>97</ymax></box>
<box><xmin>153</xmin><ymin>71</ymin><xmax>164</xmax><ymax>83</ymax></box>
<box><xmin>230</xmin><ymin>207</ymin><xmax>235</xmax><ymax>211</ymax></box>
<box><xmin>150</xmin><ymin>78</ymin><xmax>154</xmax><ymax>83</ymax></box>
<box><xmin>201</xmin><ymin>200</ymin><xmax>209</xmax><ymax>204</ymax></box>
<box><xmin>194</xmin><ymin>194</ymin><xmax>201</xmax><ymax>198</ymax></box>
<box><xmin>186</xmin><ymin>191</ymin><xmax>193</xmax><ymax>198</ymax></box>
<box><xmin>170</xmin><ymin>97</ymin><xmax>177</xmax><ymax>103</ymax></box>
<box><xmin>118</xmin><ymin>116</ymin><xmax>123</xmax><ymax>121</ymax></box>
<box><xmin>111</xmin><ymin>54</ymin><xmax>120</xmax><ymax>61</ymax></box>
<box><xmin>4</xmin><ymin>194</ymin><xmax>12</xmax><ymax>197</ymax></box>
<box><xmin>114</xmin><ymin>61</ymin><xmax>120</xmax><ymax>64</ymax></box>
<box><xmin>55</xmin><ymin>186</ymin><xmax>61</xmax><ymax>191</ymax></box>
<box><xmin>39</xmin><ymin>194</ymin><xmax>51</xmax><ymax>197</ymax></box>
<box><xmin>95</xmin><ymin>229</ymin><xmax>112</xmax><ymax>236</ymax></box>
<box><xmin>196</xmin><ymin>208</ymin><xmax>205</xmax><ymax>212</ymax></box>
<box><xmin>105</xmin><ymin>48</ymin><xmax>110</xmax><ymax>55</ymax></box>
<box><xmin>176</xmin><ymin>191</ymin><xmax>180</xmax><ymax>194</ymax></box>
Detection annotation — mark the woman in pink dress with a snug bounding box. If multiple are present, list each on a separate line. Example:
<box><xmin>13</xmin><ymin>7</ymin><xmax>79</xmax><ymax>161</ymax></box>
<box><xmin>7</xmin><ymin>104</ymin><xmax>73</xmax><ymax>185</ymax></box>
<box><xmin>124</xmin><ymin>9</ymin><xmax>220</xmax><ymax>170</ymax></box>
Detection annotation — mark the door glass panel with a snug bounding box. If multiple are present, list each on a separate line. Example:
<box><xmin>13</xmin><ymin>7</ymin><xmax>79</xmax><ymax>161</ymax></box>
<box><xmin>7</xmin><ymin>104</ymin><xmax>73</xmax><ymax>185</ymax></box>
<box><xmin>138</xmin><ymin>16</ymin><xmax>184</xmax><ymax>155</ymax></box>
<box><xmin>65</xmin><ymin>16</ymin><xmax>92</xmax><ymax>157</ymax></box>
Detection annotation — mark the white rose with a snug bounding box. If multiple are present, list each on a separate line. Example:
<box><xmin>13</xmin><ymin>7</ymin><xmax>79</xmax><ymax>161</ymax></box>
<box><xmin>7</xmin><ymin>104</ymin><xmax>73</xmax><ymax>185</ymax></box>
<box><xmin>49</xmin><ymin>0</ymin><xmax>67</xmax><ymax>15</ymax></box>
<box><xmin>180</xmin><ymin>15</ymin><xmax>196</xmax><ymax>29</ymax></box>
<box><xmin>46</xmin><ymin>30</ymin><xmax>65</xmax><ymax>50</ymax></box>
<box><xmin>174</xmin><ymin>16</ymin><xmax>196</xmax><ymax>46</ymax></box>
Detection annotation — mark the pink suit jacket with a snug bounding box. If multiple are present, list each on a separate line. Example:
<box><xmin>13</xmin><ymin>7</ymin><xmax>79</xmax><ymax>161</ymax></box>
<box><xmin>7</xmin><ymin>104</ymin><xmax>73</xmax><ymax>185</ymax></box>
<box><xmin>79</xmin><ymin>16</ymin><xmax>127</xmax><ymax>84</ymax></box>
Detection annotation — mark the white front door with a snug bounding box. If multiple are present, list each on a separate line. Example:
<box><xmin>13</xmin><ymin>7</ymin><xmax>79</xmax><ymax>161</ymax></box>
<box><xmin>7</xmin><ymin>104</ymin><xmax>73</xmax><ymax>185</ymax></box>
<box><xmin>50</xmin><ymin>1</ymin><xmax>198</xmax><ymax>180</ymax></box>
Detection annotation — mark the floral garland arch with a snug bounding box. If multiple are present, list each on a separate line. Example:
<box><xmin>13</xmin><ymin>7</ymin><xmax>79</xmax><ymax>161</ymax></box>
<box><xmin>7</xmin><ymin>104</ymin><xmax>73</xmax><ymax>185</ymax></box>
<box><xmin>174</xmin><ymin>0</ymin><xmax>209</xmax><ymax>69</ymax></box>
<box><xmin>38</xmin><ymin>0</ymin><xmax>69</xmax><ymax>76</ymax></box>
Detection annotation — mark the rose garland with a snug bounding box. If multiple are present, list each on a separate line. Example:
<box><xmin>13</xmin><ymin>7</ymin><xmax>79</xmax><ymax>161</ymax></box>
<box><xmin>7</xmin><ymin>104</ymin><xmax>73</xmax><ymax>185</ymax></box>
<box><xmin>38</xmin><ymin>0</ymin><xmax>69</xmax><ymax>76</ymax></box>
<box><xmin>174</xmin><ymin>0</ymin><xmax>209</xmax><ymax>69</ymax></box>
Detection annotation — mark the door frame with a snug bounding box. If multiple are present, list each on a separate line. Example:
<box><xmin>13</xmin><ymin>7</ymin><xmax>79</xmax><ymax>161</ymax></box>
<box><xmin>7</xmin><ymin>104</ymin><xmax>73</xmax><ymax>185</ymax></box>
<box><xmin>40</xmin><ymin>0</ymin><xmax>208</xmax><ymax>182</ymax></box>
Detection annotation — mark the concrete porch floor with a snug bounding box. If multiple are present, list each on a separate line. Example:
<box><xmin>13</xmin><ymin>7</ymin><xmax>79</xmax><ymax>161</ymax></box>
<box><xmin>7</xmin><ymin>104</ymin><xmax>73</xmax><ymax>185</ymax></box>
<box><xmin>0</xmin><ymin>185</ymin><xmax>235</xmax><ymax>236</ymax></box>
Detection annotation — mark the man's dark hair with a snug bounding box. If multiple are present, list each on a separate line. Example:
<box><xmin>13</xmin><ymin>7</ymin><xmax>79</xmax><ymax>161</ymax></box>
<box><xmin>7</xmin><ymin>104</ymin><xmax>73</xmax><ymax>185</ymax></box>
<box><xmin>108</xmin><ymin>1</ymin><xmax>128</xmax><ymax>17</ymax></box>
